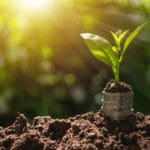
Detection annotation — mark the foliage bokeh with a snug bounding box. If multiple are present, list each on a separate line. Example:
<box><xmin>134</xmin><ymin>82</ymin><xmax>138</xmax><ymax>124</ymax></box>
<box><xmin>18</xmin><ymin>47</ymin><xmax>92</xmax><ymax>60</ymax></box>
<box><xmin>0</xmin><ymin>0</ymin><xmax>150</xmax><ymax>126</ymax></box>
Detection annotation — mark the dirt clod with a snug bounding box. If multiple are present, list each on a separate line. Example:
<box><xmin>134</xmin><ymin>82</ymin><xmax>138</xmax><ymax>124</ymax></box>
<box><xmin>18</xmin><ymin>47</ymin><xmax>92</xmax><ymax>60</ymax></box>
<box><xmin>45</xmin><ymin>119</ymin><xmax>71</xmax><ymax>140</ymax></box>
<box><xmin>14</xmin><ymin>113</ymin><xmax>28</xmax><ymax>135</ymax></box>
<box><xmin>0</xmin><ymin>111</ymin><xmax>150</xmax><ymax>150</ymax></box>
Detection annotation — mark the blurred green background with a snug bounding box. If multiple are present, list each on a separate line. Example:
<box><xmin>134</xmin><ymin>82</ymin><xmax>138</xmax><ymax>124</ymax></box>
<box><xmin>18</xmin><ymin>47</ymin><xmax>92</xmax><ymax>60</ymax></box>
<box><xmin>0</xmin><ymin>0</ymin><xmax>150</xmax><ymax>126</ymax></box>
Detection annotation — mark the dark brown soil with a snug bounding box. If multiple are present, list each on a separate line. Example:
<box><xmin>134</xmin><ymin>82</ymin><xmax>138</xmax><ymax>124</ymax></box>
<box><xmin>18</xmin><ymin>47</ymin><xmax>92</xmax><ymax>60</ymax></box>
<box><xmin>104</xmin><ymin>80</ymin><xmax>132</xmax><ymax>93</ymax></box>
<box><xmin>0</xmin><ymin>111</ymin><xmax>150</xmax><ymax>150</ymax></box>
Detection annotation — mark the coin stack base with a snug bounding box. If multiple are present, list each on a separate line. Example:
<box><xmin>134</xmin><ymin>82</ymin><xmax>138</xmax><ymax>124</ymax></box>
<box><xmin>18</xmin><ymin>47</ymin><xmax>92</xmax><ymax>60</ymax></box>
<box><xmin>101</xmin><ymin>91</ymin><xmax>134</xmax><ymax>121</ymax></box>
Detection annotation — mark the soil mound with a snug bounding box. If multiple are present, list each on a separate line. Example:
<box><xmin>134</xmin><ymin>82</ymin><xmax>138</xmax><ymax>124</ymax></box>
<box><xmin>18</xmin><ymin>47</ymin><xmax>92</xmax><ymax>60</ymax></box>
<box><xmin>104</xmin><ymin>80</ymin><xmax>132</xmax><ymax>93</ymax></box>
<box><xmin>0</xmin><ymin>111</ymin><xmax>150</xmax><ymax>150</ymax></box>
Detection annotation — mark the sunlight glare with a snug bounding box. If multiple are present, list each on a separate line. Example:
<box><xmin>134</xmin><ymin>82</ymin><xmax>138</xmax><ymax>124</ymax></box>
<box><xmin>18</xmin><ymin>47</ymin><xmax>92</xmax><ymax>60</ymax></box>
<box><xmin>18</xmin><ymin>0</ymin><xmax>52</xmax><ymax>11</ymax></box>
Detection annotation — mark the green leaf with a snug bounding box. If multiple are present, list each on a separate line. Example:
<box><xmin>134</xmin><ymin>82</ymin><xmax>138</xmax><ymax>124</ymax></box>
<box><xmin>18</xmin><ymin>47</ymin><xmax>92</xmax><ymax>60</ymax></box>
<box><xmin>91</xmin><ymin>50</ymin><xmax>112</xmax><ymax>65</ymax></box>
<box><xmin>80</xmin><ymin>33</ymin><xmax>118</xmax><ymax>67</ymax></box>
<box><xmin>118</xmin><ymin>30</ymin><xmax>129</xmax><ymax>46</ymax></box>
<box><xmin>110</xmin><ymin>30</ymin><xmax>129</xmax><ymax>48</ymax></box>
<box><xmin>119</xmin><ymin>23</ymin><xmax>146</xmax><ymax>62</ymax></box>
<box><xmin>110</xmin><ymin>31</ymin><xmax>118</xmax><ymax>46</ymax></box>
<box><xmin>112</xmin><ymin>46</ymin><xmax>118</xmax><ymax>53</ymax></box>
<box><xmin>80</xmin><ymin>33</ymin><xmax>112</xmax><ymax>66</ymax></box>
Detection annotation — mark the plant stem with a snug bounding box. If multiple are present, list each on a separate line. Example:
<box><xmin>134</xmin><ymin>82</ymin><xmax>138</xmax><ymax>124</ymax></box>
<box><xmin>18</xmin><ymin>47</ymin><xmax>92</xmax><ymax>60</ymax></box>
<box><xmin>115</xmin><ymin>68</ymin><xmax>119</xmax><ymax>82</ymax></box>
<box><xmin>113</xmin><ymin>64</ymin><xmax>120</xmax><ymax>82</ymax></box>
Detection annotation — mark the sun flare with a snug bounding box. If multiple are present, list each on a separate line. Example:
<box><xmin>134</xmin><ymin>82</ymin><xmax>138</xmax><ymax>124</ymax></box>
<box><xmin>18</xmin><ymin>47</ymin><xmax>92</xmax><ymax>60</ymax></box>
<box><xmin>18</xmin><ymin>0</ymin><xmax>52</xmax><ymax>11</ymax></box>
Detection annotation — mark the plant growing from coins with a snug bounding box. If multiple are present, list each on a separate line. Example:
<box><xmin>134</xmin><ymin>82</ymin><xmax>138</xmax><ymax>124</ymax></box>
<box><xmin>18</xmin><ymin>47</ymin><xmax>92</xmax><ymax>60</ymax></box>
<box><xmin>80</xmin><ymin>23</ymin><xmax>145</xmax><ymax>82</ymax></box>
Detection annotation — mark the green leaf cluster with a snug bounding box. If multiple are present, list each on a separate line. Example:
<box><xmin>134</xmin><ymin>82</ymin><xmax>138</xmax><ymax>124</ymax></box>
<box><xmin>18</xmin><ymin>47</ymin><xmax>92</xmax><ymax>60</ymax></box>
<box><xmin>80</xmin><ymin>23</ymin><xmax>145</xmax><ymax>82</ymax></box>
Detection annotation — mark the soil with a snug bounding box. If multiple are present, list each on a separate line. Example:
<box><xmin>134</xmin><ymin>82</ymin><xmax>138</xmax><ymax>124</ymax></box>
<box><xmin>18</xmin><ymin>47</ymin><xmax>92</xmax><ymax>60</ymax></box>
<box><xmin>104</xmin><ymin>80</ymin><xmax>133</xmax><ymax>93</ymax></box>
<box><xmin>0</xmin><ymin>111</ymin><xmax>150</xmax><ymax>150</ymax></box>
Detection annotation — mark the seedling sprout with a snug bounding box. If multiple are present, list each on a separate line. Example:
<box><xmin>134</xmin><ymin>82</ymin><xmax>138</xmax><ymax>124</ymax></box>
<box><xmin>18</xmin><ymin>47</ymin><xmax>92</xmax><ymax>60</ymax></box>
<box><xmin>80</xmin><ymin>23</ymin><xmax>145</xmax><ymax>82</ymax></box>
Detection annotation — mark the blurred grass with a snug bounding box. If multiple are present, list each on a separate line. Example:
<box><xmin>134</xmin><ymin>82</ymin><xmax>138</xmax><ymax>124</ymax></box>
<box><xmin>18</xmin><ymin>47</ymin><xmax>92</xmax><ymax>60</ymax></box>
<box><xmin>0</xmin><ymin>0</ymin><xmax>149</xmax><ymax>126</ymax></box>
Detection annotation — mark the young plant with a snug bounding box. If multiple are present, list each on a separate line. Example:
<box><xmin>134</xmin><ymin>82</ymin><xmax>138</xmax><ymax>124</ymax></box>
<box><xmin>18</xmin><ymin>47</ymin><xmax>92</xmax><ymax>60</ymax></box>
<box><xmin>80</xmin><ymin>23</ymin><xmax>145</xmax><ymax>82</ymax></box>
